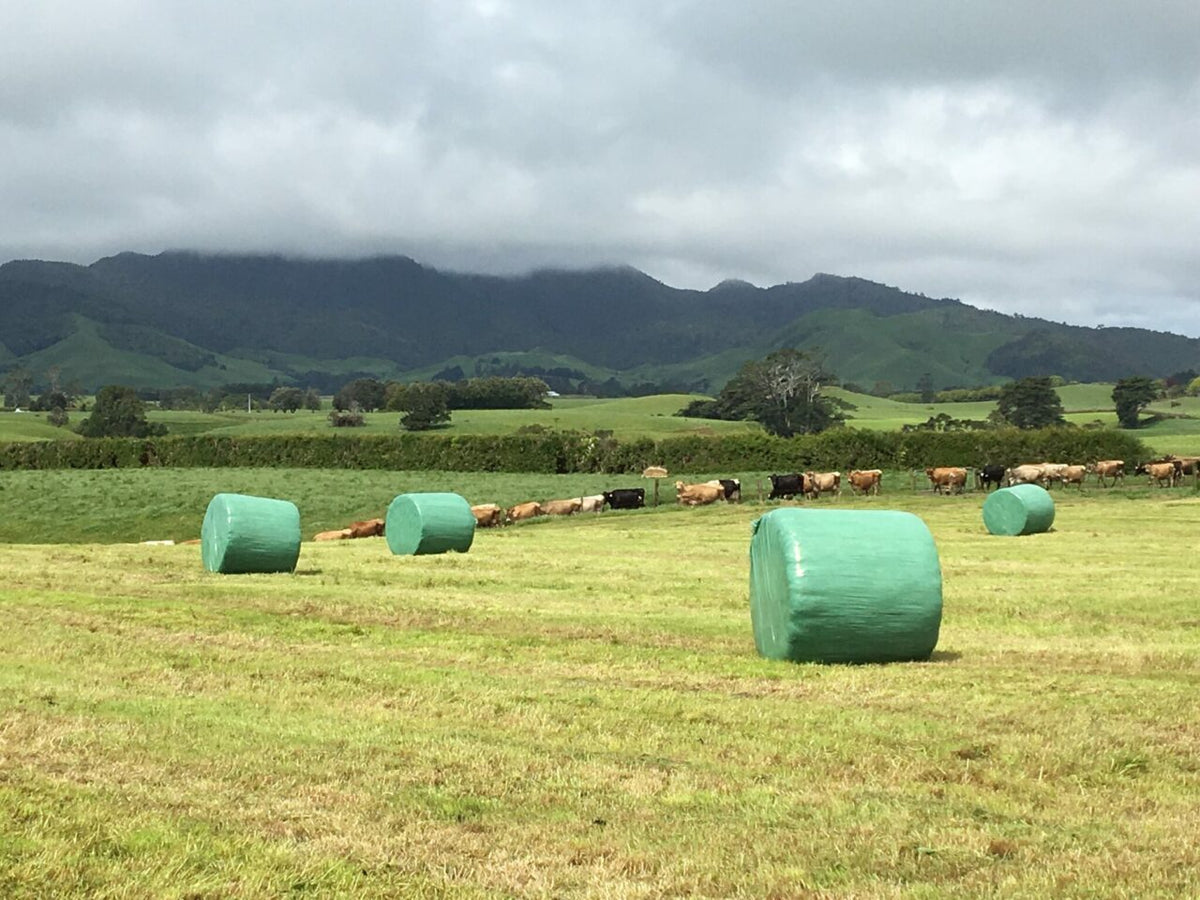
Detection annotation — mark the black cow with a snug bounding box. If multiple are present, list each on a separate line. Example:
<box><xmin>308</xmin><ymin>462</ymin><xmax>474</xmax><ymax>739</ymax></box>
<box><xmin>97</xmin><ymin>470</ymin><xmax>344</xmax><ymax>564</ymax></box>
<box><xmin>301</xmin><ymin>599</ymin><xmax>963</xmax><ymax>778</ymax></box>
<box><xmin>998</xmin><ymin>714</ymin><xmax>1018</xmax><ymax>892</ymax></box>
<box><xmin>976</xmin><ymin>464</ymin><xmax>1006</xmax><ymax>491</ymax></box>
<box><xmin>768</xmin><ymin>473</ymin><xmax>806</xmax><ymax>500</ymax></box>
<box><xmin>716</xmin><ymin>478</ymin><xmax>741</xmax><ymax>502</ymax></box>
<box><xmin>602</xmin><ymin>488</ymin><xmax>645</xmax><ymax>510</ymax></box>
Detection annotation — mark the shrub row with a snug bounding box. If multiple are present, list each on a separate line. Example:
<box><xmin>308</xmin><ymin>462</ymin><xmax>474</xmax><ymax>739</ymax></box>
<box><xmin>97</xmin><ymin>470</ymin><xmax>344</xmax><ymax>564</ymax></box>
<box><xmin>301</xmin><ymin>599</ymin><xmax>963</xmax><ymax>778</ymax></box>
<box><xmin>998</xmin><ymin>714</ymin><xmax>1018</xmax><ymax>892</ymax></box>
<box><xmin>0</xmin><ymin>428</ymin><xmax>1153</xmax><ymax>474</ymax></box>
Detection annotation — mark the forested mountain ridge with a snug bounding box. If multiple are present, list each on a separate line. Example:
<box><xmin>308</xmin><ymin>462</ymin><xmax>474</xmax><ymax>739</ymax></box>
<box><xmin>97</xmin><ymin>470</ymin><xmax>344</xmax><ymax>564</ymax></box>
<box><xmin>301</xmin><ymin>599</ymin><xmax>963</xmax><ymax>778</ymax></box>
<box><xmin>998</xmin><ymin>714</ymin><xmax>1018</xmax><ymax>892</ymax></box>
<box><xmin>1</xmin><ymin>251</ymin><xmax>1196</xmax><ymax>392</ymax></box>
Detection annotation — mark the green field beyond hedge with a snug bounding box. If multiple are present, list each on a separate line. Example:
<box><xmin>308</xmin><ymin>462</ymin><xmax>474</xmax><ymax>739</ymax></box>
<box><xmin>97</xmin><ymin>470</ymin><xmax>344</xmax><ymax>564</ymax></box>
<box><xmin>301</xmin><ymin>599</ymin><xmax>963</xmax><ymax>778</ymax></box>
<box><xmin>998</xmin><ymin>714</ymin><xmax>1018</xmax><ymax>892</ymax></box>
<box><xmin>4</xmin><ymin>386</ymin><xmax>1200</xmax><ymax>455</ymax></box>
<box><xmin>1</xmin><ymin>478</ymin><xmax>1197</xmax><ymax>897</ymax></box>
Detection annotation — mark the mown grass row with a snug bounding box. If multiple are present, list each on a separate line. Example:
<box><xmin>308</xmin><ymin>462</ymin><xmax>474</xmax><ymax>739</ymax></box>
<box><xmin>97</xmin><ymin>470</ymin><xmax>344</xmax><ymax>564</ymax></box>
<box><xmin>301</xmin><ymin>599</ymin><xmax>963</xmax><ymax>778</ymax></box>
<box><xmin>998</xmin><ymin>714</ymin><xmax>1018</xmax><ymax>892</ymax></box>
<box><xmin>1</xmin><ymin>488</ymin><xmax>1198</xmax><ymax>897</ymax></box>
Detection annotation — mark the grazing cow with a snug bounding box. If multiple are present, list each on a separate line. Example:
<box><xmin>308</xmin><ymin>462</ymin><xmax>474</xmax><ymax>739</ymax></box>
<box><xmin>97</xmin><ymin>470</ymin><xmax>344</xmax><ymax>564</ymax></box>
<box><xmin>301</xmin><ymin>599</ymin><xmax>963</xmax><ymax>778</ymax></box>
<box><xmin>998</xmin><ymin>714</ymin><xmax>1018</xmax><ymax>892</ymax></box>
<box><xmin>703</xmin><ymin>478</ymin><xmax>741</xmax><ymax>502</ymax></box>
<box><xmin>805</xmin><ymin>471</ymin><xmax>841</xmax><ymax>499</ymax></box>
<box><xmin>602</xmin><ymin>488</ymin><xmax>645</xmax><ymax>510</ymax></box>
<box><xmin>976</xmin><ymin>464</ymin><xmax>1007</xmax><ymax>491</ymax></box>
<box><xmin>847</xmin><ymin>469</ymin><xmax>882</xmax><ymax>496</ymax></box>
<box><xmin>348</xmin><ymin>518</ymin><xmax>385</xmax><ymax>538</ymax></box>
<box><xmin>542</xmin><ymin>497</ymin><xmax>584</xmax><ymax>516</ymax></box>
<box><xmin>1090</xmin><ymin>459</ymin><xmax>1125</xmax><ymax>487</ymax></box>
<box><xmin>1005</xmin><ymin>464</ymin><xmax>1047</xmax><ymax>487</ymax></box>
<box><xmin>470</xmin><ymin>504</ymin><xmax>503</xmax><ymax>527</ymax></box>
<box><xmin>768</xmin><ymin>473</ymin><xmax>807</xmax><ymax>500</ymax></box>
<box><xmin>1059</xmin><ymin>465</ymin><xmax>1087</xmax><ymax>489</ymax></box>
<box><xmin>926</xmin><ymin>467</ymin><xmax>967</xmax><ymax>494</ymax></box>
<box><xmin>314</xmin><ymin>529</ymin><xmax>351</xmax><ymax>541</ymax></box>
<box><xmin>1136</xmin><ymin>461</ymin><xmax>1177</xmax><ymax>488</ymax></box>
<box><xmin>579</xmin><ymin>494</ymin><xmax>605</xmax><ymax>513</ymax></box>
<box><xmin>675</xmin><ymin>480</ymin><xmax>724</xmax><ymax>506</ymax></box>
<box><xmin>505</xmin><ymin>501</ymin><xmax>543</xmax><ymax>523</ymax></box>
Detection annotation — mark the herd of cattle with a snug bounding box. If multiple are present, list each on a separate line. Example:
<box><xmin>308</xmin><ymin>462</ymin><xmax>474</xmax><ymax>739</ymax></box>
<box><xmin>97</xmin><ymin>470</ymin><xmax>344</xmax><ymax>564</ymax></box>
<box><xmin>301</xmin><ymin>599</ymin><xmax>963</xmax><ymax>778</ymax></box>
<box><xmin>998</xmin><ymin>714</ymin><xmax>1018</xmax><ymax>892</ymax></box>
<box><xmin>470</xmin><ymin>481</ymin><xmax>742</xmax><ymax>527</ymax></box>
<box><xmin>311</xmin><ymin>455</ymin><xmax>1197</xmax><ymax>538</ymax></box>
<box><xmin>925</xmin><ymin>455</ymin><xmax>1200</xmax><ymax>494</ymax></box>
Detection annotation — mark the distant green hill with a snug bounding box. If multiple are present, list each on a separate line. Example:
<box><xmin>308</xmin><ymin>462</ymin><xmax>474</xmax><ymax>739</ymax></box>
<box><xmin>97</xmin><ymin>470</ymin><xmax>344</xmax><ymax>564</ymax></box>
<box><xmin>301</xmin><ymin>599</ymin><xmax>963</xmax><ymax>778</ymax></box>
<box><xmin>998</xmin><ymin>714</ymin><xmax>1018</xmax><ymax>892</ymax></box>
<box><xmin>1</xmin><ymin>252</ymin><xmax>1197</xmax><ymax>392</ymax></box>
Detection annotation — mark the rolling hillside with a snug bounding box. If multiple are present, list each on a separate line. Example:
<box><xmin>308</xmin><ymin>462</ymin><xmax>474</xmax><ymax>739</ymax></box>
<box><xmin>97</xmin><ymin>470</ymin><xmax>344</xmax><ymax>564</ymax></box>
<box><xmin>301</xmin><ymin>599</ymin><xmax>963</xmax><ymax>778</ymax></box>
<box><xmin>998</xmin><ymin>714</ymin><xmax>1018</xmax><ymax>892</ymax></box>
<box><xmin>2</xmin><ymin>251</ymin><xmax>1198</xmax><ymax>392</ymax></box>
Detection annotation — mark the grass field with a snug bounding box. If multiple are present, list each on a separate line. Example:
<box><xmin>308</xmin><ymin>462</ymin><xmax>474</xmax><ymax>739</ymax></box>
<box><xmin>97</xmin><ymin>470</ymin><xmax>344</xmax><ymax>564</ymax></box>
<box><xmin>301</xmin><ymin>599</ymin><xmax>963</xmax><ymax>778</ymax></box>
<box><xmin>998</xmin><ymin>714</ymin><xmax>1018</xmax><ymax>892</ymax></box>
<box><xmin>2</xmin><ymin>471</ymin><xmax>1199</xmax><ymax>897</ymax></box>
<box><xmin>5</xmin><ymin>385</ymin><xmax>1200</xmax><ymax>455</ymax></box>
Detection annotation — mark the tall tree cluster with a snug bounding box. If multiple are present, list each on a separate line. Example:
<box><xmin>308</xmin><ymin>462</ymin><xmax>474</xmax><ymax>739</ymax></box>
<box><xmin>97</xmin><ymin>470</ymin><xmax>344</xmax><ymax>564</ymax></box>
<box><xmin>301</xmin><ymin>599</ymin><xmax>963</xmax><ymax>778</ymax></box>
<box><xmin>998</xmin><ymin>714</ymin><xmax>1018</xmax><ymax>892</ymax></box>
<box><xmin>1111</xmin><ymin>377</ymin><xmax>1159</xmax><ymax>428</ymax></box>
<box><xmin>677</xmin><ymin>349</ymin><xmax>850</xmax><ymax>437</ymax></box>
<box><xmin>991</xmin><ymin>377</ymin><xmax>1066</xmax><ymax>429</ymax></box>
<box><xmin>77</xmin><ymin>386</ymin><xmax>167</xmax><ymax>438</ymax></box>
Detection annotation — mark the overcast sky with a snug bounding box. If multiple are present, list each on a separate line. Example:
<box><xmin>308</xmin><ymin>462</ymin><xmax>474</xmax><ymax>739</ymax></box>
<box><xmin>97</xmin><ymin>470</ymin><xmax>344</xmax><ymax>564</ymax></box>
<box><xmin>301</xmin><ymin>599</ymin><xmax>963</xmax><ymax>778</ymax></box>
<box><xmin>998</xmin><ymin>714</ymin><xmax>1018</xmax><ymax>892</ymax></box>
<box><xmin>3</xmin><ymin>2</ymin><xmax>1199</xmax><ymax>334</ymax></box>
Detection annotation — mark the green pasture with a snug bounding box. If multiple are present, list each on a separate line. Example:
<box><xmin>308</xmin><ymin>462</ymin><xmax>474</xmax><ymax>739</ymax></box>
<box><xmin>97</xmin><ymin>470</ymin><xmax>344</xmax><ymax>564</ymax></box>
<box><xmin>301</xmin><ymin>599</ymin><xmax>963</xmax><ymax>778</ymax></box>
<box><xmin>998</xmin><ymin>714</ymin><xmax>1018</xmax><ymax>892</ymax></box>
<box><xmin>5</xmin><ymin>385</ymin><xmax>1200</xmax><ymax>455</ymax></box>
<box><xmin>2</xmin><ymin>476</ymin><xmax>1198</xmax><ymax>897</ymax></box>
<box><xmin>147</xmin><ymin>394</ymin><xmax>760</xmax><ymax>440</ymax></box>
<box><xmin>0</xmin><ymin>412</ymin><xmax>82</xmax><ymax>443</ymax></box>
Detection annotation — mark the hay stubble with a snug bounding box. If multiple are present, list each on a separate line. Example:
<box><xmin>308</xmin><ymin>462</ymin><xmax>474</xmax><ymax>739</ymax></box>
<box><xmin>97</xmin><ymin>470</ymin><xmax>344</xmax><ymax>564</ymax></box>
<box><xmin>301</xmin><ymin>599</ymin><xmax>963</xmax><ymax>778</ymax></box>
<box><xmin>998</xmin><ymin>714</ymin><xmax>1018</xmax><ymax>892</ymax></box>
<box><xmin>1</xmin><ymin>486</ymin><xmax>1198</xmax><ymax>897</ymax></box>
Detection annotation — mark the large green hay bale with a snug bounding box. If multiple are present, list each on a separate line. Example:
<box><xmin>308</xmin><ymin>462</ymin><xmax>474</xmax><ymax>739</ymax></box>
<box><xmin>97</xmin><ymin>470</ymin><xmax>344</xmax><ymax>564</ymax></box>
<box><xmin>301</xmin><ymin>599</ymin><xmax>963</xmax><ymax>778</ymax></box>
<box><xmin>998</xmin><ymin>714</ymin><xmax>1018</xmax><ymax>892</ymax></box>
<box><xmin>201</xmin><ymin>493</ymin><xmax>301</xmax><ymax>574</ymax></box>
<box><xmin>385</xmin><ymin>492</ymin><xmax>475</xmax><ymax>556</ymax></box>
<box><xmin>983</xmin><ymin>484</ymin><xmax>1055</xmax><ymax>536</ymax></box>
<box><xmin>749</xmin><ymin>508</ymin><xmax>942</xmax><ymax>664</ymax></box>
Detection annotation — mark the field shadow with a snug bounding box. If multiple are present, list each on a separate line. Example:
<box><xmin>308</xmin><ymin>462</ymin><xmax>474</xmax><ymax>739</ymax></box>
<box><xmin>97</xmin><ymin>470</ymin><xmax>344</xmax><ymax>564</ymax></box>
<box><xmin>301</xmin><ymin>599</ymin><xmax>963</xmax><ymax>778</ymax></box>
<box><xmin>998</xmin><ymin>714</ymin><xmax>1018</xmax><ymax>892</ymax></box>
<box><xmin>294</xmin><ymin>568</ymin><xmax>324</xmax><ymax>576</ymax></box>
<box><xmin>930</xmin><ymin>650</ymin><xmax>962</xmax><ymax>663</ymax></box>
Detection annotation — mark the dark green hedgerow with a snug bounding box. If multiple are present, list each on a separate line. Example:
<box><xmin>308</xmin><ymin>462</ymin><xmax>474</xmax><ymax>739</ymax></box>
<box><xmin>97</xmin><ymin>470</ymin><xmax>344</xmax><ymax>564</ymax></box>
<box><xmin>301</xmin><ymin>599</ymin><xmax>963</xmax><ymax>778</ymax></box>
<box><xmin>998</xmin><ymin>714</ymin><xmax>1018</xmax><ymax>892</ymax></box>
<box><xmin>0</xmin><ymin>428</ymin><xmax>1151</xmax><ymax>473</ymax></box>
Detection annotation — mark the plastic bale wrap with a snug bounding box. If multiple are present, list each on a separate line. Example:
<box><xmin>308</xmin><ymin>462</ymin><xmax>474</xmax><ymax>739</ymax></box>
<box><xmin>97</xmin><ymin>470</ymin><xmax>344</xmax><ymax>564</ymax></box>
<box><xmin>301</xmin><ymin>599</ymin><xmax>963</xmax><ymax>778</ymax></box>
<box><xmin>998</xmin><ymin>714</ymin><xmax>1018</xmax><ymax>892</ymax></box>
<box><xmin>201</xmin><ymin>493</ymin><xmax>301</xmax><ymax>574</ymax></box>
<box><xmin>386</xmin><ymin>492</ymin><xmax>475</xmax><ymax>556</ymax></box>
<box><xmin>749</xmin><ymin>508</ymin><xmax>942</xmax><ymax>664</ymax></box>
<box><xmin>983</xmin><ymin>484</ymin><xmax>1055</xmax><ymax>536</ymax></box>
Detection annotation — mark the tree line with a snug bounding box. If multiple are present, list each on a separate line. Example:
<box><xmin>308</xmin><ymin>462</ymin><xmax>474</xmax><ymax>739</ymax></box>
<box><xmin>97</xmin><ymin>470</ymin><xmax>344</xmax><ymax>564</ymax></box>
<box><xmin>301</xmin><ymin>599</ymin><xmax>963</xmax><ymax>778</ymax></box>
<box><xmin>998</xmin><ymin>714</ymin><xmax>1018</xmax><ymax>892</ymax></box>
<box><xmin>0</xmin><ymin>355</ymin><xmax>1180</xmax><ymax>440</ymax></box>
<box><xmin>676</xmin><ymin>351</ymin><xmax>1172</xmax><ymax>436</ymax></box>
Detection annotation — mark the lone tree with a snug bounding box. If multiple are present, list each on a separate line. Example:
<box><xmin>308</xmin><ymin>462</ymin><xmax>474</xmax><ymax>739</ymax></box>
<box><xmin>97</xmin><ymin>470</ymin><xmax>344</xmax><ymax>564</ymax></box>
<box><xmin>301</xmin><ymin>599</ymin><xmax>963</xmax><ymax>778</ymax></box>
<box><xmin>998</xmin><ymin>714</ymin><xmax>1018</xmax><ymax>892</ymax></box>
<box><xmin>916</xmin><ymin>372</ymin><xmax>936</xmax><ymax>404</ymax></box>
<box><xmin>3</xmin><ymin>366</ymin><xmax>33</xmax><ymax>409</ymax></box>
<box><xmin>398</xmin><ymin>382</ymin><xmax>451</xmax><ymax>431</ymax></box>
<box><xmin>992</xmin><ymin>376</ymin><xmax>1066</xmax><ymax>429</ymax></box>
<box><xmin>268</xmin><ymin>386</ymin><xmax>305</xmax><ymax>412</ymax></box>
<box><xmin>677</xmin><ymin>348</ymin><xmax>849</xmax><ymax>437</ymax></box>
<box><xmin>1112</xmin><ymin>376</ymin><xmax>1159</xmax><ymax>428</ymax></box>
<box><xmin>77</xmin><ymin>385</ymin><xmax>167</xmax><ymax>437</ymax></box>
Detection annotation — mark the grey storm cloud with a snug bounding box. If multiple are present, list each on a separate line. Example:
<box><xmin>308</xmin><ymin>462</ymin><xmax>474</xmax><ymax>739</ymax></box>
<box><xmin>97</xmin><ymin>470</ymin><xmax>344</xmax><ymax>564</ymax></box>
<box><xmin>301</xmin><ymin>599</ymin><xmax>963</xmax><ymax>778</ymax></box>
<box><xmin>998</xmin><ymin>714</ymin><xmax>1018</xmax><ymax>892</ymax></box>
<box><xmin>2</xmin><ymin>1</ymin><xmax>1199</xmax><ymax>333</ymax></box>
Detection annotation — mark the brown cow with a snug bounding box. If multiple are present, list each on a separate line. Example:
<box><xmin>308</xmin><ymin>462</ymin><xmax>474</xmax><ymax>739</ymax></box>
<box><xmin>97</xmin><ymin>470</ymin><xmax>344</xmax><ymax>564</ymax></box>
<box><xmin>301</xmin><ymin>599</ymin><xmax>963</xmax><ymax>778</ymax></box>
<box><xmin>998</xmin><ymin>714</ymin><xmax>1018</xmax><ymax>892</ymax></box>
<box><xmin>1090</xmin><ymin>459</ymin><xmax>1125</xmax><ymax>487</ymax></box>
<box><xmin>314</xmin><ymin>529</ymin><xmax>352</xmax><ymax>541</ymax></box>
<box><xmin>1038</xmin><ymin>462</ymin><xmax>1069</xmax><ymax>487</ymax></box>
<box><xmin>579</xmin><ymin>494</ymin><xmax>605</xmax><ymax>513</ymax></box>
<box><xmin>471</xmin><ymin>504</ymin><xmax>503</xmax><ymax>527</ymax></box>
<box><xmin>1005</xmin><ymin>464</ymin><xmax>1046</xmax><ymax>487</ymax></box>
<box><xmin>847</xmin><ymin>469</ymin><xmax>882</xmax><ymax>496</ymax></box>
<box><xmin>348</xmin><ymin>518</ymin><xmax>385</xmax><ymax>538</ymax></box>
<box><xmin>674</xmin><ymin>480</ymin><xmax>724</xmax><ymax>506</ymax></box>
<box><xmin>926</xmin><ymin>467</ymin><xmax>967</xmax><ymax>494</ymax></box>
<box><xmin>1138</xmin><ymin>461</ymin><xmax>1177</xmax><ymax>488</ymax></box>
<box><xmin>1059</xmin><ymin>465</ymin><xmax>1087</xmax><ymax>489</ymax></box>
<box><xmin>542</xmin><ymin>497</ymin><xmax>584</xmax><ymax>516</ymax></box>
<box><xmin>505</xmin><ymin>501</ymin><xmax>543</xmax><ymax>524</ymax></box>
<box><xmin>1176</xmin><ymin>456</ymin><xmax>1200</xmax><ymax>478</ymax></box>
<box><xmin>805</xmin><ymin>471</ymin><xmax>841</xmax><ymax>499</ymax></box>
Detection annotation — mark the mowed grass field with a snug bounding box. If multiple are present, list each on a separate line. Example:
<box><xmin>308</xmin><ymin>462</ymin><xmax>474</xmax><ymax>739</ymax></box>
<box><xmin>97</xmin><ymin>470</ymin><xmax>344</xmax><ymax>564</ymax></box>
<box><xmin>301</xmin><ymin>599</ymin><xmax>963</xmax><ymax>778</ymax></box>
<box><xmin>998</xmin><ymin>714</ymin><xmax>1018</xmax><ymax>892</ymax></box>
<box><xmin>2</xmin><ymin>471</ymin><xmax>1198</xmax><ymax>897</ymax></box>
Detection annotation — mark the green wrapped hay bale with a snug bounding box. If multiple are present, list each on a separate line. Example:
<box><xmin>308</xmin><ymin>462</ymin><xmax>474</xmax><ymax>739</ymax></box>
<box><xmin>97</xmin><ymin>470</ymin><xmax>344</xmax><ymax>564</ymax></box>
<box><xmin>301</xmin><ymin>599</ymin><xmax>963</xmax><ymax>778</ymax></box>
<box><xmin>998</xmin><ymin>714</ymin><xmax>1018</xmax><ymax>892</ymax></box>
<box><xmin>983</xmin><ymin>483</ymin><xmax>1055</xmax><ymax>536</ymax></box>
<box><xmin>749</xmin><ymin>508</ymin><xmax>942</xmax><ymax>664</ymax></box>
<box><xmin>386</xmin><ymin>492</ymin><xmax>475</xmax><ymax>556</ymax></box>
<box><xmin>201</xmin><ymin>493</ymin><xmax>301</xmax><ymax>574</ymax></box>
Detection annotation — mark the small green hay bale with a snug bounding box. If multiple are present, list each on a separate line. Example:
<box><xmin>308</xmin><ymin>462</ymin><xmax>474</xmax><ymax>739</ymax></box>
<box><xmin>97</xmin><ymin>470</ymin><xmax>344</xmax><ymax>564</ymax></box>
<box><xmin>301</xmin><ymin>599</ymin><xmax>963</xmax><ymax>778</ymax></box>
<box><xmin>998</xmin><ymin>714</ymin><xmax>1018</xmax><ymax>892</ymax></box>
<box><xmin>983</xmin><ymin>484</ymin><xmax>1055</xmax><ymax>536</ymax></box>
<box><xmin>201</xmin><ymin>493</ymin><xmax>301</xmax><ymax>574</ymax></box>
<box><xmin>385</xmin><ymin>492</ymin><xmax>475</xmax><ymax>556</ymax></box>
<box><xmin>749</xmin><ymin>508</ymin><xmax>943</xmax><ymax>664</ymax></box>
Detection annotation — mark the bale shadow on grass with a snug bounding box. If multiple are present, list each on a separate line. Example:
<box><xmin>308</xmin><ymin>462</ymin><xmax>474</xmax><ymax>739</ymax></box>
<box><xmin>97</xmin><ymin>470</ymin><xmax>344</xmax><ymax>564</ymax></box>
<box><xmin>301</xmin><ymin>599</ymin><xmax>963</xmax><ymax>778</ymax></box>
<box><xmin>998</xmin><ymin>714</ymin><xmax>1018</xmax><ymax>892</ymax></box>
<box><xmin>930</xmin><ymin>650</ymin><xmax>962</xmax><ymax>663</ymax></box>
